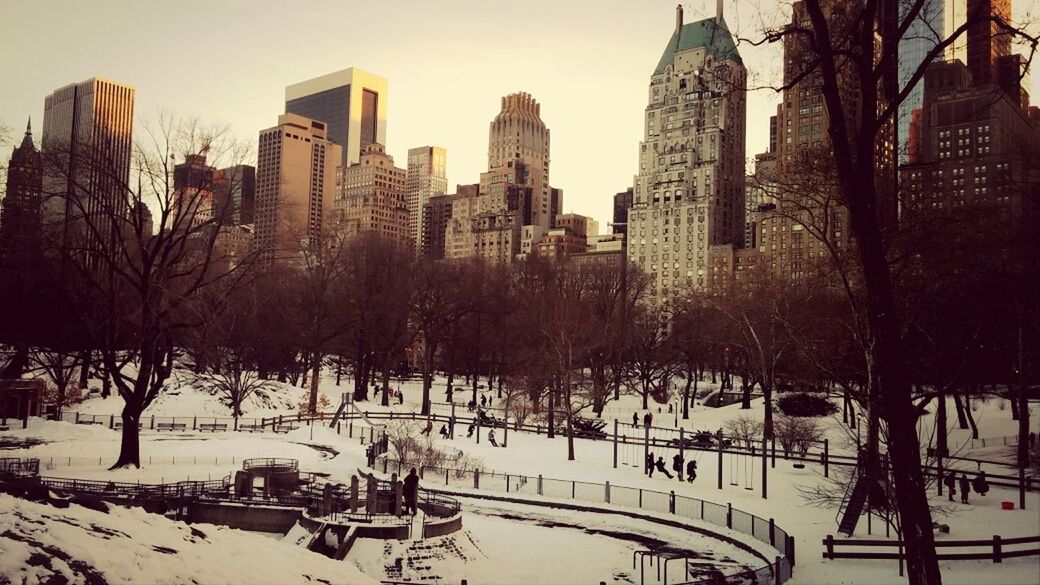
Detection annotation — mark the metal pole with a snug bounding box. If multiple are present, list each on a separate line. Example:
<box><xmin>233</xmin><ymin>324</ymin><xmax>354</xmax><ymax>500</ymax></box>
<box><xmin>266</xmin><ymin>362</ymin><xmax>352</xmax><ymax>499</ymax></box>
<box><xmin>762</xmin><ymin>435</ymin><xmax>768</xmax><ymax>499</ymax></box>
<box><xmin>613</xmin><ymin>419</ymin><xmax>619</xmax><ymax>469</ymax></box>
<box><xmin>643</xmin><ymin>422</ymin><xmax>650</xmax><ymax>476</ymax></box>
<box><xmin>717</xmin><ymin>431</ymin><xmax>723</xmax><ymax>490</ymax></box>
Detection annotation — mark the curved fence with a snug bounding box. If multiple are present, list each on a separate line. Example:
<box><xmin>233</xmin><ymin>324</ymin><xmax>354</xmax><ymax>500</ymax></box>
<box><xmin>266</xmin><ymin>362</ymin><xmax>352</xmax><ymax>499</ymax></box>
<box><xmin>379</xmin><ymin>457</ymin><xmax>794</xmax><ymax>585</ymax></box>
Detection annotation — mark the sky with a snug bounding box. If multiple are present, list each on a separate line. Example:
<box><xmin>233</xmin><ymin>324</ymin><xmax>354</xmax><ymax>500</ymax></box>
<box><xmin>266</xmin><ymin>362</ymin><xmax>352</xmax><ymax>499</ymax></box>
<box><xmin>1</xmin><ymin>0</ymin><xmax>1038</xmax><ymax>230</ymax></box>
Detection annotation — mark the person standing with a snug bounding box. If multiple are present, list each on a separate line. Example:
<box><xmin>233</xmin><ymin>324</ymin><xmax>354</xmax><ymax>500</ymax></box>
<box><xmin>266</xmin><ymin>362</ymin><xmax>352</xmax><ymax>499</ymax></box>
<box><xmin>643</xmin><ymin>412</ymin><xmax>653</xmax><ymax>427</ymax></box>
<box><xmin>398</xmin><ymin>390</ymin><xmax>404</xmax><ymax>405</ymax></box>
<box><xmin>646</xmin><ymin>451</ymin><xmax>655</xmax><ymax>477</ymax></box>
<box><xmin>489</xmin><ymin>429</ymin><xmax>500</xmax><ymax>447</ymax></box>
<box><xmin>972</xmin><ymin>470</ymin><xmax>989</xmax><ymax>496</ymax></box>
<box><xmin>402</xmin><ymin>468</ymin><xmax>420</xmax><ymax>515</ymax></box>
<box><xmin>958</xmin><ymin>474</ymin><xmax>970</xmax><ymax>504</ymax></box>
<box><xmin>632</xmin><ymin>412</ymin><xmax>639</xmax><ymax>427</ymax></box>
<box><xmin>943</xmin><ymin>471</ymin><xmax>956</xmax><ymax>502</ymax></box>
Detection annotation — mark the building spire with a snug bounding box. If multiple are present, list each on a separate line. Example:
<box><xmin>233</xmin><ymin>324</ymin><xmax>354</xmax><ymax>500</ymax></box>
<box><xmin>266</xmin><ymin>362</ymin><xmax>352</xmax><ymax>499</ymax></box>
<box><xmin>717</xmin><ymin>0</ymin><xmax>723</xmax><ymax>20</ymax></box>
<box><xmin>676</xmin><ymin>4</ymin><xmax>684</xmax><ymax>32</ymax></box>
<box><xmin>19</xmin><ymin>116</ymin><xmax>35</xmax><ymax>150</ymax></box>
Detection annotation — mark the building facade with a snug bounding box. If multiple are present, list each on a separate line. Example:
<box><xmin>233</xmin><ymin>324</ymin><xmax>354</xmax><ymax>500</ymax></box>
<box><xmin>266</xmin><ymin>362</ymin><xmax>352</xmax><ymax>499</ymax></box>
<box><xmin>334</xmin><ymin>142</ymin><xmax>409</xmax><ymax>247</ymax></box>
<box><xmin>444</xmin><ymin>160</ymin><xmax>533</xmax><ymax>264</ymax></box>
<box><xmin>405</xmin><ymin>146</ymin><xmax>447</xmax><ymax>250</ymax></box>
<box><xmin>487</xmin><ymin>93</ymin><xmax>552</xmax><ymax>229</ymax></box>
<box><xmin>627</xmin><ymin>5</ymin><xmax>747</xmax><ymax>302</ymax></box>
<box><xmin>216</xmin><ymin>164</ymin><xmax>256</xmax><ymax>225</ymax></box>
<box><xmin>253</xmin><ymin>114</ymin><xmax>341</xmax><ymax>261</ymax></box>
<box><xmin>284</xmin><ymin>68</ymin><xmax>387</xmax><ymax>167</ymax></box>
<box><xmin>0</xmin><ymin>120</ymin><xmax>43</xmax><ymax>261</ymax></box>
<box><xmin>41</xmin><ymin>77</ymin><xmax>135</xmax><ymax>256</ymax></box>
<box><xmin>420</xmin><ymin>193</ymin><xmax>455</xmax><ymax>259</ymax></box>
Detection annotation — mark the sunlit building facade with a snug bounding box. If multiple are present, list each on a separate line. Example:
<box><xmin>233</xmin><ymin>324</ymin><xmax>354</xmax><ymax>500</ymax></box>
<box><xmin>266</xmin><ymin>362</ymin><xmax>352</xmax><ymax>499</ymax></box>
<box><xmin>405</xmin><ymin>146</ymin><xmax>447</xmax><ymax>250</ymax></box>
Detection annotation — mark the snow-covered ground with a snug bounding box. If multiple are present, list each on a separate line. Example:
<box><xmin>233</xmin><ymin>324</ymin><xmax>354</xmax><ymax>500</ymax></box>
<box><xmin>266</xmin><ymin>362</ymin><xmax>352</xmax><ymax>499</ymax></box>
<box><xmin>2</xmin><ymin>369</ymin><xmax>1037</xmax><ymax>584</ymax></box>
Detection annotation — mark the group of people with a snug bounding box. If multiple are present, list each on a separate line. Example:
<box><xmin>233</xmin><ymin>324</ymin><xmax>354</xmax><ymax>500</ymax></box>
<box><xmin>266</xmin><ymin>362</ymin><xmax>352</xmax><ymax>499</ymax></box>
<box><xmin>943</xmin><ymin>470</ymin><xmax>990</xmax><ymax>504</ymax></box>
<box><xmin>466</xmin><ymin>394</ymin><xmax>494</xmax><ymax>411</ymax></box>
<box><xmin>645</xmin><ymin>451</ymin><xmax>697</xmax><ymax>482</ymax></box>
<box><xmin>633</xmin><ymin>412</ymin><xmax>653</xmax><ymax>428</ymax></box>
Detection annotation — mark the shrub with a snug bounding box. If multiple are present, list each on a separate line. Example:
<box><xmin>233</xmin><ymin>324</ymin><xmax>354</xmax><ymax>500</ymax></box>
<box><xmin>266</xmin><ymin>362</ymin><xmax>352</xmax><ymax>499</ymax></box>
<box><xmin>724</xmin><ymin>415</ymin><xmax>764</xmax><ymax>448</ymax></box>
<box><xmin>774</xmin><ymin>415</ymin><xmax>824</xmax><ymax>457</ymax></box>
<box><xmin>776</xmin><ymin>392</ymin><xmax>838</xmax><ymax>417</ymax></box>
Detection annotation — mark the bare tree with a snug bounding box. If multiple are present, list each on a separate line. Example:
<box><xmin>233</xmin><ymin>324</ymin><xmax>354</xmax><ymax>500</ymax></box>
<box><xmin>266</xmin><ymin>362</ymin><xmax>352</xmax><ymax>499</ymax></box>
<box><xmin>43</xmin><ymin>114</ymin><xmax>253</xmax><ymax>468</ymax></box>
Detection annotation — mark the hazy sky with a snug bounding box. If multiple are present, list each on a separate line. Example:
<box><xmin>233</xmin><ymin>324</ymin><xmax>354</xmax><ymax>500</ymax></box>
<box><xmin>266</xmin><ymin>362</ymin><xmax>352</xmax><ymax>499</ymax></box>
<box><xmin>2</xmin><ymin>0</ymin><xmax>1038</xmax><ymax>229</ymax></box>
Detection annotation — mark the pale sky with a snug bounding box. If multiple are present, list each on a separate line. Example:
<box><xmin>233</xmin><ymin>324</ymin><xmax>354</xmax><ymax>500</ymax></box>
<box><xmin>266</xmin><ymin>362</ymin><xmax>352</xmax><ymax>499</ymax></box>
<box><xmin>1</xmin><ymin>0</ymin><xmax>1038</xmax><ymax>229</ymax></box>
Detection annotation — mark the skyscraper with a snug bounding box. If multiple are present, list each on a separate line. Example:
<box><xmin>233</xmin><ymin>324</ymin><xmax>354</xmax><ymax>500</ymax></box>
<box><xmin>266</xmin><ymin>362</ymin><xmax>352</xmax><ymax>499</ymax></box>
<box><xmin>487</xmin><ymin>93</ymin><xmax>551</xmax><ymax>229</ymax></box>
<box><xmin>627</xmin><ymin>5</ymin><xmax>746</xmax><ymax>300</ymax></box>
<box><xmin>41</xmin><ymin>77</ymin><xmax>134</xmax><ymax>255</ymax></box>
<box><xmin>0</xmin><ymin>120</ymin><xmax>43</xmax><ymax>260</ymax></box>
<box><xmin>216</xmin><ymin>165</ymin><xmax>256</xmax><ymax>225</ymax></box>
<box><xmin>405</xmin><ymin>146</ymin><xmax>447</xmax><ymax>250</ymax></box>
<box><xmin>898</xmin><ymin>0</ymin><xmax>967</xmax><ymax>162</ymax></box>
<box><xmin>253</xmin><ymin>114</ymin><xmax>341</xmax><ymax>261</ymax></box>
<box><xmin>284</xmin><ymin>68</ymin><xmax>387</xmax><ymax>167</ymax></box>
<box><xmin>967</xmin><ymin>0</ymin><xmax>1011</xmax><ymax>87</ymax></box>
<box><xmin>334</xmin><ymin>142</ymin><xmax>409</xmax><ymax>247</ymax></box>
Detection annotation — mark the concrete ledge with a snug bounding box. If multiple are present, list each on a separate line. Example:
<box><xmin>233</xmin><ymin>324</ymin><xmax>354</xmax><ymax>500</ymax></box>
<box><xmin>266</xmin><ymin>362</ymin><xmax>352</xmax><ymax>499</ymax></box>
<box><xmin>423</xmin><ymin>512</ymin><xmax>463</xmax><ymax>538</ymax></box>
<box><xmin>187</xmin><ymin>501</ymin><xmax>302</xmax><ymax>533</ymax></box>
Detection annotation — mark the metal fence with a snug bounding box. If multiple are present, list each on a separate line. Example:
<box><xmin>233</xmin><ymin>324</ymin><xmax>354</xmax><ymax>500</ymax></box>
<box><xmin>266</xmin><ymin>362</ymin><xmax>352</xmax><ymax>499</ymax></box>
<box><xmin>380</xmin><ymin>458</ymin><xmax>795</xmax><ymax>585</ymax></box>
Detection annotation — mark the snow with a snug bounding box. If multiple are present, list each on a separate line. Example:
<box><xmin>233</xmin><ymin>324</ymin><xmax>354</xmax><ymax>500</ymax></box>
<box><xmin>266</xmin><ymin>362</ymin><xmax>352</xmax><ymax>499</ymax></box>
<box><xmin>3</xmin><ymin>369</ymin><xmax>1038</xmax><ymax>584</ymax></box>
<box><xmin>0</xmin><ymin>493</ymin><xmax>377</xmax><ymax>585</ymax></box>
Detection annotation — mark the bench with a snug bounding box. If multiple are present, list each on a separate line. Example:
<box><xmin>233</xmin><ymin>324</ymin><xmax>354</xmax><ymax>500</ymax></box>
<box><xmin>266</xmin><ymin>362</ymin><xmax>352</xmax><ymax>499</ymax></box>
<box><xmin>238</xmin><ymin>424</ymin><xmax>263</xmax><ymax>432</ymax></box>
<box><xmin>112</xmin><ymin>421</ymin><xmax>143</xmax><ymax>430</ymax></box>
<box><xmin>76</xmin><ymin>420</ymin><xmax>104</xmax><ymax>425</ymax></box>
<box><xmin>274</xmin><ymin>424</ymin><xmax>298</xmax><ymax>434</ymax></box>
<box><xmin>198</xmin><ymin>423</ymin><xmax>228</xmax><ymax>432</ymax></box>
<box><xmin>156</xmin><ymin>423</ymin><xmax>187</xmax><ymax>431</ymax></box>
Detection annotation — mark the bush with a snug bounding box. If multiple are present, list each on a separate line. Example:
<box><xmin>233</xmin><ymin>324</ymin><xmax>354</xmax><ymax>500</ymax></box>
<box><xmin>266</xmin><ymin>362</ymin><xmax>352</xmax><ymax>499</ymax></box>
<box><xmin>776</xmin><ymin>393</ymin><xmax>838</xmax><ymax>417</ymax></box>
<box><xmin>774</xmin><ymin>415</ymin><xmax>824</xmax><ymax>457</ymax></box>
<box><xmin>570</xmin><ymin>417</ymin><xmax>607</xmax><ymax>439</ymax></box>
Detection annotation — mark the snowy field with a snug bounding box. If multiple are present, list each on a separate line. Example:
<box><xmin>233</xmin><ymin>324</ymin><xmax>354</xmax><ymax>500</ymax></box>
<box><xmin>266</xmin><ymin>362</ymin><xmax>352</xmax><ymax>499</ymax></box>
<box><xmin>1</xmin><ymin>371</ymin><xmax>1037</xmax><ymax>584</ymax></box>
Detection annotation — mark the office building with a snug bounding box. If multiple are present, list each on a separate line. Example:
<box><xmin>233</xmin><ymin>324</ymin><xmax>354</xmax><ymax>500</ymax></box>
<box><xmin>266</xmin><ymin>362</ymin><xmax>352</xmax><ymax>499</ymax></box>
<box><xmin>284</xmin><ymin>68</ymin><xmax>387</xmax><ymax>167</ymax></box>
<box><xmin>405</xmin><ymin>146</ymin><xmax>447</xmax><ymax>250</ymax></box>
<box><xmin>487</xmin><ymin>92</ymin><xmax>552</xmax><ymax>229</ymax></box>
<box><xmin>41</xmin><ymin>77</ymin><xmax>135</xmax><ymax>256</ymax></box>
<box><xmin>334</xmin><ymin>142</ymin><xmax>409</xmax><ymax>247</ymax></box>
<box><xmin>253</xmin><ymin>114</ymin><xmax>341</xmax><ymax>261</ymax></box>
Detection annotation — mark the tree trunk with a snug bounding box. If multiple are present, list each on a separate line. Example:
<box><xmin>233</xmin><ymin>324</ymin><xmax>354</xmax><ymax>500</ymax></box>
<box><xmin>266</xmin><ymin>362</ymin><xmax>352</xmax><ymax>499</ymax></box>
<box><xmin>307</xmin><ymin>352</ymin><xmax>321</xmax><ymax>413</ymax></box>
<box><xmin>110</xmin><ymin>405</ymin><xmax>142</xmax><ymax>469</ymax></box>
<box><xmin>682</xmin><ymin>369</ymin><xmax>693</xmax><ymax>420</ymax></box>
<box><xmin>952</xmin><ymin>393</ymin><xmax>968</xmax><ymax>429</ymax></box>
<box><xmin>78</xmin><ymin>350</ymin><xmax>90</xmax><ymax>390</ymax></box>
<box><xmin>380</xmin><ymin>363</ymin><xmax>391</xmax><ymax>407</ymax></box>
<box><xmin>936</xmin><ymin>390</ymin><xmax>948</xmax><ymax>457</ymax></box>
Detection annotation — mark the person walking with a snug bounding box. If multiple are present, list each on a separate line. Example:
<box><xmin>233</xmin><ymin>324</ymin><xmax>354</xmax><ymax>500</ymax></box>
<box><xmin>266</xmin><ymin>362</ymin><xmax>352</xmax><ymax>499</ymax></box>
<box><xmin>420</xmin><ymin>420</ymin><xmax>433</xmax><ymax>436</ymax></box>
<box><xmin>672</xmin><ymin>452</ymin><xmax>684</xmax><ymax>482</ymax></box>
<box><xmin>646</xmin><ymin>452</ymin><xmax>655</xmax><ymax>477</ymax></box>
<box><xmin>398</xmin><ymin>390</ymin><xmax>404</xmax><ymax>405</ymax></box>
<box><xmin>489</xmin><ymin>429</ymin><xmax>499</xmax><ymax>447</ymax></box>
<box><xmin>488</xmin><ymin>396</ymin><xmax>493</xmax><ymax>407</ymax></box>
<box><xmin>481</xmin><ymin>395</ymin><xmax>487</xmax><ymax>407</ymax></box>
<box><xmin>686</xmin><ymin>460</ymin><xmax>698</xmax><ymax>482</ymax></box>
<box><xmin>958</xmin><ymin>474</ymin><xmax>970</xmax><ymax>504</ymax></box>
<box><xmin>655</xmin><ymin>457</ymin><xmax>673</xmax><ymax>479</ymax></box>
<box><xmin>643</xmin><ymin>412</ymin><xmax>653</xmax><ymax>428</ymax></box>
<box><xmin>943</xmin><ymin>471</ymin><xmax>957</xmax><ymax>502</ymax></box>
<box><xmin>466</xmin><ymin>423</ymin><xmax>475</xmax><ymax>438</ymax></box>
<box><xmin>439</xmin><ymin>425</ymin><xmax>448</xmax><ymax>438</ymax></box>
<box><xmin>632</xmin><ymin>412</ymin><xmax>639</xmax><ymax>427</ymax></box>
<box><xmin>402</xmin><ymin>468</ymin><xmax>420</xmax><ymax>516</ymax></box>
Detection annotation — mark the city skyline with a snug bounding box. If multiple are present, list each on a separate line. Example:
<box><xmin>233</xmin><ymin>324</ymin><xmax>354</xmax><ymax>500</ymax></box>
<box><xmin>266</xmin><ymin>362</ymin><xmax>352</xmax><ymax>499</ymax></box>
<box><xmin>3</xmin><ymin>1</ymin><xmax>1037</xmax><ymax>230</ymax></box>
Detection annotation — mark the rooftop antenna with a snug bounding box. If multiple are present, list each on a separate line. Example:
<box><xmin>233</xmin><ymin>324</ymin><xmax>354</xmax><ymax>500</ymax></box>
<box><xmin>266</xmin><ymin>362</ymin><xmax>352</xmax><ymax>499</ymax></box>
<box><xmin>717</xmin><ymin>0</ymin><xmax>724</xmax><ymax>20</ymax></box>
<box><xmin>676</xmin><ymin>3</ymin><xmax>683</xmax><ymax>32</ymax></box>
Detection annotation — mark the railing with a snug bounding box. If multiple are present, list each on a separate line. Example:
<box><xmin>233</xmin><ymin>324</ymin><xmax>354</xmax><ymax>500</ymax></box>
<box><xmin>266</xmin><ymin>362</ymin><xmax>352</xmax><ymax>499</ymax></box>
<box><xmin>0</xmin><ymin>457</ymin><xmax>40</xmax><ymax>478</ymax></box>
<box><xmin>822</xmin><ymin>534</ymin><xmax>1040</xmax><ymax>563</ymax></box>
<box><xmin>381</xmin><ymin>457</ymin><xmax>794</xmax><ymax>584</ymax></box>
<box><xmin>242</xmin><ymin>458</ymin><xmax>299</xmax><ymax>472</ymax></box>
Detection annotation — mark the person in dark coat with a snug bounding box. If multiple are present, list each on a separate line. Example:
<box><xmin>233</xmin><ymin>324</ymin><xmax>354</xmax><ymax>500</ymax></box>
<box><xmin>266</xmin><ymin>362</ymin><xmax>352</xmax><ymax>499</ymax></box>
<box><xmin>481</xmin><ymin>395</ymin><xmax>487</xmax><ymax>407</ymax></box>
<box><xmin>686</xmin><ymin>460</ymin><xmax>698</xmax><ymax>482</ymax></box>
<box><xmin>646</xmin><ymin>452</ymin><xmax>655</xmax><ymax>477</ymax></box>
<box><xmin>398</xmin><ymin>391</ymin><xmax>404</xmax><ymax>405</ymax></box>
<box><xmin>672</xmin><ymin>452</ymin><xmax>685</xmax><ymax>482</ymax></box>
<box><xmin>958</xmin><ymin>474</ymin><xmax>970</xmax><ymax>504</ymax></box>
<box><xmin>402</xmin><ymin>468</ymin><xmax>420</xmax><ymax>515</ymax></box>
<box><xmin>420</xmin><ymin>420</ymin><xmax>433</xmax><ymax>436</ymax></box>
<box><xmin>643</xmin><ymin>412</ymin><xmax>652</xmax><ymax>427</ymax></box>
<box><xmin>943</xmin><ymin>471</ymin><xmax>957</xmax><ymax>502</ymax></box>
<box><xmin>632</xmin><ymin>412</ymin><xmax>639</xmax><ymax>427</ymax></box>
<box><xmin>466</xmin><ymin>423</ymin><xmax>475</xmax><ymax>438</ymax></box>
<box><xmin>439</xmin><ymin>425</ymin><xmax>448</xmax><ymax>438</ymax></box>
<box><xmin>655</xmin><ymin>457</ymin><xmax>673</xmax><ymax>479</ymax></box>
<box><xmin>972</xmin><ymin>471</ymin><xmax>990</xmax><ymax>496</ymax></box>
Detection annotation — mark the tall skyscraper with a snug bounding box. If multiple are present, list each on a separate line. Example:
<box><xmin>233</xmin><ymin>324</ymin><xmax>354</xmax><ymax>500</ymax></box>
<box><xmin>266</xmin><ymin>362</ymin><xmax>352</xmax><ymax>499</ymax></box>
<box><xmin>253</xmin><ymin>114</ymin><xmax>341</xmax><ymax>261</ymax></box>
<box><xmin>487</xmin><ymin>92</ymin><xmax>551</xmax><ymax>229</ymax></box>
<box><xmin>421</xmin><ymin>193</ymin><xmax>455</xmax><ymax>259</ymax></box>
<box><xmin>967</xmin><ymin>0</ymin><xmax>1011</xmax><ymax>87</ymax></box>
<box><xmin>612</xmin><ymin>187</ymin><xmax>633</xmax><ymax>237</ymax></box>
<box><xmin>405</xmin><ymin>146</ymin><xmax>447</xmax><ymax>249</ymax></box>
<box><xmin>41</xmin><ymin>77</ymin><xmax>135</xmax><ymax>255</ymax></box>
<box><xmin>627</xmin><ymin>5</ymin><xmax>746</xmax><ymax>300</ymax></box>
<box><xmin>0</xmin><ymin>120</ymin><xmax>43</xmax><ymax>260</ymax></box>
<box><xmin>172</xmin><ymin>153</ymin><xmax>217</xmax><ymax>228</ymax></box>
<box><xmin>334</xmin><ymin>142</ymin><xmax>409</xmax><ymax>247</ymax></box>
<box><xmin>216</xmin><ymin>165</ymin><xmax>256</xmax><ymax>225</ymax></box>
<box><xmin>284</xmin><ymin>68</ymin><xmax>387</xmax><ymax>167</ymax></box>
<box><xmin>898</xmin><ymin>0</ymin><xmax>967</xmax><ymax>162</ymax></box>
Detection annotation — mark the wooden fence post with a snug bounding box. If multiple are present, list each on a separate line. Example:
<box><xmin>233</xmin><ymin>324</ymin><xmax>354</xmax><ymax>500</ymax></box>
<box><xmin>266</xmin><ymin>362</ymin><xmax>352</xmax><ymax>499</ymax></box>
<box><xmin>824</xmin><ymin>535</ymin><xmax>833</xmax><ymax>559</ymax></box>
<box><xmin>823</xmin><ymin>439</ymin><xmax>830</xmax><ymax>478</ymax></box>
<box><xmin>769</xmin><ymin>518</ymin><xmax>776</xmax><ymax>547</ymax></box>
<box><xmin>993</xmin><ymin>535</ymin><xmax>1002</xmax><ymax>563</ymax></box>
<box><xmin>727</xmin><ymin>503</ymin><xmax>733</xmax><ymax>529</ymax></box>
<box><xmin>605</xmin><ymin>481</ymin><xmax>610</xmax><ymax>503</ymax></box>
